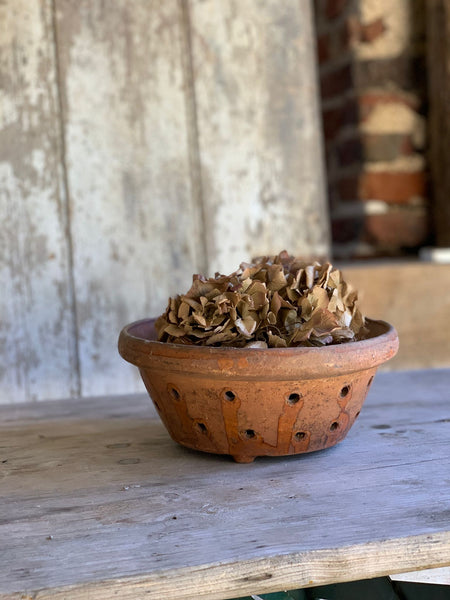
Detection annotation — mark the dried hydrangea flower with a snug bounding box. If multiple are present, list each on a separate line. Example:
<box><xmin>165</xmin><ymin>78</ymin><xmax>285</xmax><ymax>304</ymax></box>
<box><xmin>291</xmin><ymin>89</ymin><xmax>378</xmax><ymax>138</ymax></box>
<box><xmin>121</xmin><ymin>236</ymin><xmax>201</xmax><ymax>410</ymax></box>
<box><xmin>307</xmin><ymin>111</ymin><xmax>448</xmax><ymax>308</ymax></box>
<box><xmin>155</xmin><ymin>251</ymin><xmax>367</xmax><ymax>348</ymax></box>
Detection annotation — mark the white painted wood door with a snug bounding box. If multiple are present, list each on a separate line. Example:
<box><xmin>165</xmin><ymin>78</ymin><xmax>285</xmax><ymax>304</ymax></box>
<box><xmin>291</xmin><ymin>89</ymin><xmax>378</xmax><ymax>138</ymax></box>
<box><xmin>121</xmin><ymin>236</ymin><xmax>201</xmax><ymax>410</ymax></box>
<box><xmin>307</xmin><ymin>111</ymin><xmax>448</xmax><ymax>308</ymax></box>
<box><xmin>0</xmin><ymin>0</ymin><xmax>329</xmax><ymax>402</ymax></box>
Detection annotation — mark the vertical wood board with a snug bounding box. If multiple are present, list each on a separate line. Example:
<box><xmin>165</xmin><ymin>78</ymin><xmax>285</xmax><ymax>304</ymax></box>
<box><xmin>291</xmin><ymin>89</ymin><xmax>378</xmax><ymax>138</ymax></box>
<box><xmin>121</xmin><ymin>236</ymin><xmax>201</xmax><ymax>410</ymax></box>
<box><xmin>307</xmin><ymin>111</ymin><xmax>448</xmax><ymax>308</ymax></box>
<box><xmin>427</xmin><ymin>0</ymin><xmax>450</xmax><ymax>246</ymax></box>
<box><xmin>55</xmin><ymin>0</ymin><xmax>202</xmax><ymax>396</ymax></box>
<box><xmin>189</xmin><ymin>0</ymin><xmax>330</xmax><ymax>274</ymax></box>
<box><xmin>0</xmin><ymin>0</ymin><xmax>78</xmax><ymax>403</ymax></box>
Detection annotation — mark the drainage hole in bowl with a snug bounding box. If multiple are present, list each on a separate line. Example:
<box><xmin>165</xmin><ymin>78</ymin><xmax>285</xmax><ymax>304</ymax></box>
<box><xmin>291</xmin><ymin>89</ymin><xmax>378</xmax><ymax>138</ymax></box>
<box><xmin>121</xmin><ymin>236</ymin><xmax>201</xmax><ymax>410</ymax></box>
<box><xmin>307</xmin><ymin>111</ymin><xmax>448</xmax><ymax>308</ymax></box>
<box><xmin>330</xmin><ymin>421</ymin><xmax>339</xmax><ymax>431</ymax></box>
<box><xmin>224</xmin><ymin>390</ymin><xmax>236</xmax><ymax>401</ymax></box>
<box><xmin>244</xmin><ymin>429</ymin><xmax>256</xmax><ymax>439</ymax></box>
<box><xmin>169</xmin><ymin>387</ymin><xmax>180</xmax><ymax>400</ymax></box>
<box><xmin>287</xmin><ymin>392</ymin><xmax>302</xmax><ymax>405</ymax></box>
<box><xmin>294</xmin><ymin>431</ymin><xmax>306</xmax><ymax>441</ymax></box>
<box><xmin>196</xmin><ymin>422</ymin><xmax>208</xmax><ymax>434</ymax></box>
<box><xmin>340</xmin><ymin>385</ymin><xmax>350</xmax><ymax>398</ymax></box>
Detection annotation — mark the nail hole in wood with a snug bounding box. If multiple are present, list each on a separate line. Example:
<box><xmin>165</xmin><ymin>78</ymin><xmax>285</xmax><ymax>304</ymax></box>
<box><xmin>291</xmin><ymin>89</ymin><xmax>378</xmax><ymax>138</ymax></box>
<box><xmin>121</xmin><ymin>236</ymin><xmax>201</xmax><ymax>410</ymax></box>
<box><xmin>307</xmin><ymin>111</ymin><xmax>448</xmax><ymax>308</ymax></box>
<box><xmin>294</xmin><ymin>431</ymin><xmax>306</xmax><ymax>441</ymax></box>
<box><xmin>330</xmin><ymin>421</ymin><xmax>339</xmax><ymax>431</ymax></box>
<box><xmin>244</xmin><ymin>429</ymin><xmax>256</xmax><ymax>439</ymax></box>
<box><xmin>224</xmin><ymin>390</ymin><xmax>235</xmax><ymax>401</ymax></box>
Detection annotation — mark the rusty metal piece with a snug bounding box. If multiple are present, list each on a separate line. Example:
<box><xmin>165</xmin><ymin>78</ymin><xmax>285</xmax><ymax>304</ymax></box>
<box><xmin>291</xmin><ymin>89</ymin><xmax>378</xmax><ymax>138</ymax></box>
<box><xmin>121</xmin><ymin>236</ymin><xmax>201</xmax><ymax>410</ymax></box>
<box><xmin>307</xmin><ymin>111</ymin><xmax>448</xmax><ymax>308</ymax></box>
<box><xmin>118</xmin><ymin>319</ymin><xmax>398</xmax><ymax>463</ymax></box>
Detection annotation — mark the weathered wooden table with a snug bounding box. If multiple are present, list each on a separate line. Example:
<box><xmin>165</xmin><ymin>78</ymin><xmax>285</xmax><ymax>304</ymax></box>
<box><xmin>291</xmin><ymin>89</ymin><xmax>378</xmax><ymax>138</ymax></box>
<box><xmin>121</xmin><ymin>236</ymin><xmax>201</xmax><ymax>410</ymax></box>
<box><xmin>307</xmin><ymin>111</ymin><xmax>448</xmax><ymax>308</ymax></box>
<box><xmin>1</xmin><ymin>369</ymin><xmax>449</xmax><ymax>600</ymax></box>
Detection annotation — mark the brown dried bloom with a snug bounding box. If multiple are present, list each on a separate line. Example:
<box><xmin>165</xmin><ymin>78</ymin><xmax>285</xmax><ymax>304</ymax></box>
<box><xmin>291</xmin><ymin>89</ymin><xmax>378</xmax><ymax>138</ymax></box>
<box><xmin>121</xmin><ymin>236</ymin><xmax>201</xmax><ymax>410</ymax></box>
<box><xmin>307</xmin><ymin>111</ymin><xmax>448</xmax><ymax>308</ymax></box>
<box><xmin>155</xmin><ymin>251</ymin><xmax>367</xmax><ymax>348</ymax></box>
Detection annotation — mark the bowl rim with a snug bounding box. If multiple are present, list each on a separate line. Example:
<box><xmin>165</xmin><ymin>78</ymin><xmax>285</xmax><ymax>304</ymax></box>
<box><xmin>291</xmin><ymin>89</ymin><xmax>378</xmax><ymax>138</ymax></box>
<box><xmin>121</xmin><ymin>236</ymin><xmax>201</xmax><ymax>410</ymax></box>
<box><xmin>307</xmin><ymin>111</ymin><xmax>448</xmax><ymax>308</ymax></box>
<box><xmin>120</xmin><ymin>316</ymin><xmax>396</xmax><ymax>350</ymax></box>
<box><xmin>118</xmin><ymin>317</ymin><xmax>399</xmax><ymax>377</ymax></box>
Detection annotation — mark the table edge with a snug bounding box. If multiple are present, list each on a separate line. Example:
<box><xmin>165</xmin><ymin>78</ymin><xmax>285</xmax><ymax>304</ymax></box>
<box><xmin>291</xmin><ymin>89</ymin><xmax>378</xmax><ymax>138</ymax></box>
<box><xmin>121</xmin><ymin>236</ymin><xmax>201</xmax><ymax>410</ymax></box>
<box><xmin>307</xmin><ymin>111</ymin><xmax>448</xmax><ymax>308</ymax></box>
<box><xmin>4</xmin><ymin>531</ymin><xmax>450</xmax><ymax>600</ymax></box>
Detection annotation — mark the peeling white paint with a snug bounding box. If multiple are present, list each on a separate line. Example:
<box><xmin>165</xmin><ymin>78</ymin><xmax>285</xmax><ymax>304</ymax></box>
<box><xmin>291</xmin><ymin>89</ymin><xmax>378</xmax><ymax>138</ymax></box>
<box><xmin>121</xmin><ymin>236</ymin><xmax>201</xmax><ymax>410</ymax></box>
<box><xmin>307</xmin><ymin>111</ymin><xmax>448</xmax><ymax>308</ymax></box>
<box><xmin>190</xmin><ymin>0</ymin><xmax>330</xmax><ymax>273</ymax></box>
<box><xmin>1</xmin><ymin>0</ymin><xmax>329</xmax><ymax>403</ymax></box>
<box><xmin>0</xmin><ymin>0</ymin><xmax>78</xmax><ymax>404</ymax></box>
<box><xmin>58</xmin><ymin>0</ymin><xmax>199</xmax><ymax>397</ymax></box>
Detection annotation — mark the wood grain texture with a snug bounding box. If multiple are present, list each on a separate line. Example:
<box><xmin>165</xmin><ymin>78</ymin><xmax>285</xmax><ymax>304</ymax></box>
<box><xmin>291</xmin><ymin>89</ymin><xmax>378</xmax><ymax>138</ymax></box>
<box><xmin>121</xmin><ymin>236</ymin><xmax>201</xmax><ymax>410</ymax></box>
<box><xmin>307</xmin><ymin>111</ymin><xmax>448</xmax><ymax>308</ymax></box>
<box><xmin>1</xmin><ymin>0</ymin><xmax>332</xmax><ymax>404</ymax></box>
<box><xmin>0</xmin><ymin>0</ymin><xmax>78</xmax><ymax>403</ymax></box>
<box><xmin>54</xmin><ymin>0</ymin><xmax>202</xmax><ymax>397</ymax></box>
<box><xmin>392</xmin><ymin>566</ymin><xmax>450</xmax><ymax>584</ymax></box>
<box><xmin>341</xmin><ymin>261</ymin><xmax>450</xmax><ymax>370</ymax></box>
<box><xmin>189</xmin><ymin>0</ymin><xmax>330</xmax><ymax>274</ymax></box>
<box><xmin>1</xmin><ymin>369</ymin><xmax>450</xmax><ymax>599</ymax></box>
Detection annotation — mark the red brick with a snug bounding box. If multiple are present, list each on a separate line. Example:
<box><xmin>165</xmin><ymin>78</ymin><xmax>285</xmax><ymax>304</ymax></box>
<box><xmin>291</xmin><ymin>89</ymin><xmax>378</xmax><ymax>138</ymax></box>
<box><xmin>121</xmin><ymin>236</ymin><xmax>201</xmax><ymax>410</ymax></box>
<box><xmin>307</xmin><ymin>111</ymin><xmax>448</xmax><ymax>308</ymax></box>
<box><xmin>354</xmin><ymin>55</ymin><xmax>426</xmax><ymax>94</ymax></box>
<box><xmin>336</xmin><ymin>176</ymin><xmax>360</xmax><ymax>201</ymax></box>
<box><xmin>332</xmin><ymin>210</ymin><xmax>429</xmax><ymax>250</ymax></box>
<box><xmin>362</xmin><ymin>134</ymin><xmax>415</xmax><ymax>162</ymax></box>
<box><xmin>326</xmin><ymin>0</ymin><xmax>348</xmax><ymax>19</ymax></box>
<box><xmin>335</xmin><ymin>16</ymin><xmax>385</xmax><ymax>48</ymax></box>
<box><xmin>332</xmin><ymin>216</ymin><xmax>364</xmax><ymax>244</ymax></box>
<box><xmin>322</xmin><ymin>99</ymin><xmax>359</xmax><ymax>140</ymax></box>
<box><xmin>320</xmin><ymin>63</ymin><xmax>353</xmax><ymax>99</ymax></box>
<box><xmin>358</xmin><ymin>93</ymin><xmax>420</xmax><ymax>121</ymax></box>
<box><xmin>342</xmin><ymin>98</ymin><xmax>359</xmax><ymax>127</ymax></box>
<box><xmin>317</xmin><ymin>33</ymin><xmax>330</xmax><ymax>64</ymax></box>
<box><xmin>346</xmin><ymin>16</ymin><xmax>386</xmax><ymax>44</ymax></box>
<box><xmin>336</xmin><ymin>136</ymin><xmax>364</xmax><ymax>167</ymax></box>
<box><xmin>400</xmin><ymin>136</ymin><xmax>415</xmax><ymax>155</ymax></box>
<box><xmin>359</xmin><ymin>171</ymin><xmax>426</xmax><ymax>203</ymax></box>
<box><xmin>360</xmin><ymin>18</ymin><xmax>386</xmax><ymax>43</ymax></box>
<box><xmin>320</xmin><ymin>22</ymin><xmax>359</xmax><ymax>59</ymax></box>
<box><xmin>322</xmin><ymin>107</ymin><xmax>341</xmax><ymax>140</ymax></box>
<box><xmin>365</xmin><ymin>211</ymin><xmax>429</xmax><ymax>248</ymax></box>
<box><xmin>340</xmin><ymin>17</ymin><xmax>360</xmax><ymax>50</ymax></box>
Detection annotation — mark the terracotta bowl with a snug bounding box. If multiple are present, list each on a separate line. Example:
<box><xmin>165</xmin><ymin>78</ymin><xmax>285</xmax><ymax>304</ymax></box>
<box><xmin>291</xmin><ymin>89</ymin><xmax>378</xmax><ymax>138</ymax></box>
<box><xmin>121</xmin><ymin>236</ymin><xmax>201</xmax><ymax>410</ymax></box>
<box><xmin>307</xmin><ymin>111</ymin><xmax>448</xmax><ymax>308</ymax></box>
<box><xmin>118</xmin><ymin>318</ymin><xmax>398</xmax><ymax>463</ymax></box>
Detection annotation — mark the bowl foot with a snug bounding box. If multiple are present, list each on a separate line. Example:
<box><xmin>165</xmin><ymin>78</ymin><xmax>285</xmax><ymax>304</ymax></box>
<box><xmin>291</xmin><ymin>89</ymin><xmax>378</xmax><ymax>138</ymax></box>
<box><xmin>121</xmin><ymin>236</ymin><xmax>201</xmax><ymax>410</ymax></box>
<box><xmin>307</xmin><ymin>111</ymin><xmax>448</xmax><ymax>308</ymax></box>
<box><xmin>232</xmin><ymin>455</ymin><xmax>255</xmax><ymax>464</ymax></box>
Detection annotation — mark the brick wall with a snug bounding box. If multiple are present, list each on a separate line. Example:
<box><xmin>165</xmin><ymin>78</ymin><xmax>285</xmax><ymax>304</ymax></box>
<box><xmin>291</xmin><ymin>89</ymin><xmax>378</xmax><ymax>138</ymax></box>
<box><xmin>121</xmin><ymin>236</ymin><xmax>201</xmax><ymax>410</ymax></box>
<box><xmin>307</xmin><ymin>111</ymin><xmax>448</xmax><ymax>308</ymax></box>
<box><xmin>314</xmin><ymin>0</ymin><xmax>430</xmax><ymax>258</ymax></box>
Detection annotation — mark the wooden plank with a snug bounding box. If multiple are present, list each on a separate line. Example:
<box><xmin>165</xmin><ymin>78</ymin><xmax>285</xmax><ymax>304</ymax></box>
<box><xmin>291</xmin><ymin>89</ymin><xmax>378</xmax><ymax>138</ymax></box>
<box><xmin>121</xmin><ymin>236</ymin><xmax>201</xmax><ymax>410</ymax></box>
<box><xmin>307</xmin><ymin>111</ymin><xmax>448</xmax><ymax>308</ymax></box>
<box><xmin>1</xmin><ymin>369</ymin><xmax>450</xmax><ymax>598</ymax></box>
<box><xmin>341</xmin><ymin>261</ymin><xmax>450</xmax><ymax>370</ymax></box>
<box><xmin>189</xmin><ymin>0</ymin><xmax>330</xmax><ymax>274</ymax></box>
<box><xmin>427</xmin><ymin>0</ymin><xmax>450</xmax><ymax>246</ymax></box>
<box><xmin>0</xmin><ymin>0</ymin><xmax>78</xmax><ymax>403</ymax></box>
<box><xmin>392</xmin><ymin>566</ymin><xmax>450</xmax><ymax>584</ymax></box>
<box><xmin>54</xmin><ymin>0</ymin><xmax>203</xmax><ymax>397</ymax></box>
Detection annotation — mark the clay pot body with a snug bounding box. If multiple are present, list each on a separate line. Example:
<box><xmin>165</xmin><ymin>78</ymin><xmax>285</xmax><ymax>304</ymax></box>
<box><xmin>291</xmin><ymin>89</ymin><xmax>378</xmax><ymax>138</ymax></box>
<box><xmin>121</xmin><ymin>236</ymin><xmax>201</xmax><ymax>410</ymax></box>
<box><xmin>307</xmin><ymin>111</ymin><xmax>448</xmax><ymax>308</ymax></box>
<box><xmin>118</xmin><ymin>319</ymin><xmax>398</xmax><ymax>463</ymax></box>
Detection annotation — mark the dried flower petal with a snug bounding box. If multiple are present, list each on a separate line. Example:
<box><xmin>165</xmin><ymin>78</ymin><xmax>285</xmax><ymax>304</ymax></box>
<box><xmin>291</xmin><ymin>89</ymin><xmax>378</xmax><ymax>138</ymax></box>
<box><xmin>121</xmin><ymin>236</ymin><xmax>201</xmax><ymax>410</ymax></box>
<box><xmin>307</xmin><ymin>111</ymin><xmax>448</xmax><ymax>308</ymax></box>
<box><xmin>246</xmin><ymin>340</ymin><xmax>268</xmax><ymax>349</ymax></box>
<box><xmin>155</xmin><ymin>251</ymin><xmax>366</xmax><ymax>348</ymax></box>
<box><xmin>235</xmin><ymin>316</ymin><xmax>257</xmax><ymax>338</ymax></box>
<box><xmin>192</xmin><ymin>313</ymin><xmax>207</xmax><ymax>327</ymax></box>
<box><xmin>206</xmin><ymin>330</ymin><xmax>237</xmax><ymax>345</ymax></box>
<box><xmin>163</xmin><ymin>324</ymin><xmax>186</xmax><ymax>337</ymax></box>
<box><xmin>267</xmin><ymin>265</ymin><xmax>287</xmax><ymax>292</ymax></box>
<box><xmin>267</xmin><ymin>331</ymin><xmax>288</xmax><ymax>348</ymax></box>
<box><xmin>305</xmin><ymin>265</ymin><xmax>315</xmax><ymax>289</ymax></box>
